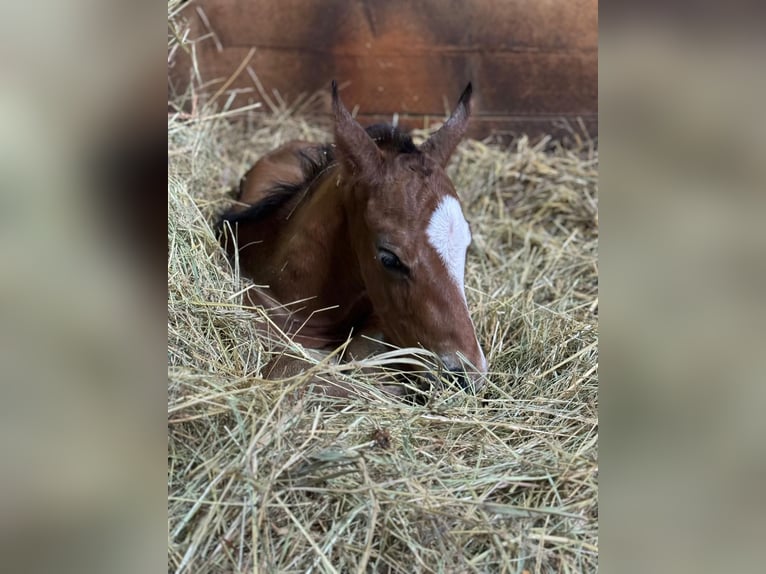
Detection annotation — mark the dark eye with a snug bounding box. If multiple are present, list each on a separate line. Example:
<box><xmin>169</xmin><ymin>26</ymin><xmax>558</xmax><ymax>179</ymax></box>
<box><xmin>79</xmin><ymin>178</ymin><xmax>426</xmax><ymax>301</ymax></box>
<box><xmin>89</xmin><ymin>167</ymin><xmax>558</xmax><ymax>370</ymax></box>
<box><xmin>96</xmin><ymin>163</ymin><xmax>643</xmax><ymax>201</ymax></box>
<box><xmin>378</xmin><ymin>248</ymin><xmax>409</xmax><ymax>275</ymax></box>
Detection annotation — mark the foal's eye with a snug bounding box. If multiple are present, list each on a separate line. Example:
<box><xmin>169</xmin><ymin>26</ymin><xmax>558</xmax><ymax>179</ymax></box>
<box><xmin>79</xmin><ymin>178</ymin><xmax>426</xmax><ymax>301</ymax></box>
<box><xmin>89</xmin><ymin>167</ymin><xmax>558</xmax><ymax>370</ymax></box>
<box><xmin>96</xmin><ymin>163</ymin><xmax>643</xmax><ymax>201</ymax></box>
<box><xmin>378</xmin><ymin>248</ymin><xmax>408</xmax><ymax>275</ymax></box>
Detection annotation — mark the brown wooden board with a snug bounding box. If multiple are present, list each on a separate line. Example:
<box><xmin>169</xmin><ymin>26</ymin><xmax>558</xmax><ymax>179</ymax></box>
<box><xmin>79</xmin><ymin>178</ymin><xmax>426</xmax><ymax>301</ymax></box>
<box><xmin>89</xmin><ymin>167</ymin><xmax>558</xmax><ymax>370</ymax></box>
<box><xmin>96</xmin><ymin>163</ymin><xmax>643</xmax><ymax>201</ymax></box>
<box><xmin>170</xmin><ymin>0</ymin><xmax>598</xmax><ymax>142</ymax></box>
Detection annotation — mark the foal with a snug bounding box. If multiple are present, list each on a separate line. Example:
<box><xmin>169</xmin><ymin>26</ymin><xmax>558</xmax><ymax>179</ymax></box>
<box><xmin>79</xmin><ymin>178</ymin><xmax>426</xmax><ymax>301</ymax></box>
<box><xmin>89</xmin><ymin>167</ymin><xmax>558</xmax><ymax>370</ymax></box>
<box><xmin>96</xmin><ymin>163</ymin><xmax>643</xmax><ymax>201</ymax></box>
<box><xmin>221</xmin><ymin>81</ymin><xmax>487</xmax><ymax>395</ymax></box>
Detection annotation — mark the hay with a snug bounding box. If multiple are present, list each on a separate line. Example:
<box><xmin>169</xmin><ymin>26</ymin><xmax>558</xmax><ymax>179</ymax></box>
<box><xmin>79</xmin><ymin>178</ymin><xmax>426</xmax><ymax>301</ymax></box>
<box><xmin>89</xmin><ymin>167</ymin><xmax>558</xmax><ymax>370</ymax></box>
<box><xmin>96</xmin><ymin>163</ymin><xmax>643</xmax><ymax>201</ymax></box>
<box><xmin>168</xmin><ymin>5</ymin><xmax>598</xmax><ymax>573</ymax></box>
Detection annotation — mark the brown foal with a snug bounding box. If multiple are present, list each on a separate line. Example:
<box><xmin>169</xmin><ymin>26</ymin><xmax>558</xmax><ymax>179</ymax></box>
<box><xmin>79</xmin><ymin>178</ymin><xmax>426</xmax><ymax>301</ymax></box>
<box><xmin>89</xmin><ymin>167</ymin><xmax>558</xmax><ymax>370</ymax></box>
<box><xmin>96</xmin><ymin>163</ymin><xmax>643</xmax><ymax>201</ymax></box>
<box><xmin>220</xmin><ymin>81</ymin><xmax>487</xmax><ymax>395</ymax></box>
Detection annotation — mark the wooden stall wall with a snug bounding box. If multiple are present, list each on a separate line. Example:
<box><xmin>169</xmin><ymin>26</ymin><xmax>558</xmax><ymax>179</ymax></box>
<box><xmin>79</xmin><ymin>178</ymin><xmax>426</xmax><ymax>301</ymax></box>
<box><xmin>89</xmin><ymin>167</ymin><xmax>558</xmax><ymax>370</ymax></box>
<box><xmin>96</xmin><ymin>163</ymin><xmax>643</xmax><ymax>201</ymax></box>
<box><xmin>170</xmin><ymin>0</ymin><xmax>597</xmax><ymax>142</ymax></box>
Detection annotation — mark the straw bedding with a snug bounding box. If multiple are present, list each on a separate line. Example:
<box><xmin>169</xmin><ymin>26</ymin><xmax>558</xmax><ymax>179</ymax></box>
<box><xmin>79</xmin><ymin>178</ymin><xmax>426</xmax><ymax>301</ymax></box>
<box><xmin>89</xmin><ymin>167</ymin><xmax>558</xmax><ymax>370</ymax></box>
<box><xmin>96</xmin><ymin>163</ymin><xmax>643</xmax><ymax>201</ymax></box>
<box><xmin>168</xmin><ymin>4</ymin><xmax>598</xmax><ymax>572</ymax></box>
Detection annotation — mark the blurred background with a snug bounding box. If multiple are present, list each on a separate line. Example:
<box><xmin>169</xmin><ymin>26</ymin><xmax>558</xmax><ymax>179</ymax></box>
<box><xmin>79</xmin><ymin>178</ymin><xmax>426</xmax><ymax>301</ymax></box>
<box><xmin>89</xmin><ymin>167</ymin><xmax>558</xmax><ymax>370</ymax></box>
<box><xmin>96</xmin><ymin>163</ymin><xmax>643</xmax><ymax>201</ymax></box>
<box><xmin>600</xmin><ymin>5</ymin><xmax>766</xmax><ymax>574</ymax></box>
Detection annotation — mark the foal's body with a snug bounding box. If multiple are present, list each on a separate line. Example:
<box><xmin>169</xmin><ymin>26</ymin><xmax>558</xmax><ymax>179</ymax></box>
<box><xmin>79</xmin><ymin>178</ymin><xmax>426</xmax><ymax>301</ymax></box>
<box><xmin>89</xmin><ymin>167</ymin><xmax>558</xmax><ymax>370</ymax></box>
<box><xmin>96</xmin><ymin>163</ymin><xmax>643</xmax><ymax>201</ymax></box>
<box><xmin>227</xmin><ymin>141</ymin><xmax>379</xmax><ymax>348</ymax></box>
<box><xmin>221</xmin><ymin>82</ymin><xmax>487</xmax><ymax>393</ymax></box>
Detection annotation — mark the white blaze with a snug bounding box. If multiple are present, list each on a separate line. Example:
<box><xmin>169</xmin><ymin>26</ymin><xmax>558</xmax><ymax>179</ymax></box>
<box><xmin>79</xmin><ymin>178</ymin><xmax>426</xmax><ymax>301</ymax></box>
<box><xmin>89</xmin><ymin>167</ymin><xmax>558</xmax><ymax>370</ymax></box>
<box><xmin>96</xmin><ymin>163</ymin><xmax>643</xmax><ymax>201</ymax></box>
<box><xmin>427</xmin><ymin>196</ymin><xmax>488</xmax><ymax>374</ymax></box>
<box><xmin>426</xmin><ymin>195</ymin><xmax>471</xmax><ymax>299</ymax></box>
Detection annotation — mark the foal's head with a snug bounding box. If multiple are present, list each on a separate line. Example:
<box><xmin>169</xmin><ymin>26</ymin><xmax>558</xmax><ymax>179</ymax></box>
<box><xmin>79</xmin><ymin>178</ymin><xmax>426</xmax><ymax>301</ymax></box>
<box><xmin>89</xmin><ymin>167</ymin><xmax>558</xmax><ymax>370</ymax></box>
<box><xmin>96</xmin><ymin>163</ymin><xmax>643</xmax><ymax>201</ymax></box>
<box><xmin>332</xmin><ymin>81</ymin><xmax>487</xmax><ymax>388</ymax></box>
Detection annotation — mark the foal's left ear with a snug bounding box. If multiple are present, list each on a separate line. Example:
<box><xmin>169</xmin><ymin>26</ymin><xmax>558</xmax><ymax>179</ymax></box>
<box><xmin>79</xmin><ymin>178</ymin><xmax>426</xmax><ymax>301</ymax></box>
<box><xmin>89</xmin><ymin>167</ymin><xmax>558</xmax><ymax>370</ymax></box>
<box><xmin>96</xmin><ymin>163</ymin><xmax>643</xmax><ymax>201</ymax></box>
<box><xmin>331</xmin><ymin>80</ymin><xmax>383</xmax><ymax>177</ymax></box>
<box><xmin>420</xmin><ymin>82</ymin><xmax>472</xmax><ymax>167</ymax></box>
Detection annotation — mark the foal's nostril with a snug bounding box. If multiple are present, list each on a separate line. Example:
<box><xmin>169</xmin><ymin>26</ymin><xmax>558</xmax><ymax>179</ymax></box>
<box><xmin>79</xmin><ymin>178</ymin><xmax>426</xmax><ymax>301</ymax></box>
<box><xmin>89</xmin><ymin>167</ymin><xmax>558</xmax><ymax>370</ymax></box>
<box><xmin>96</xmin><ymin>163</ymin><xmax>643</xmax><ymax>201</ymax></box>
<box><xmin>440</xmin><ymin>356</ymin><xmax>484</xmax><ymax>393</ymax></box>
<box><xmin>447</xmin><ymin>368</ymin><xmax>471</xmax><ymax>391</ymax></box>
<box><xmin>441</xmin><ymin>357</ymin><xmax>470</xmax><ymax>390</ymax></box>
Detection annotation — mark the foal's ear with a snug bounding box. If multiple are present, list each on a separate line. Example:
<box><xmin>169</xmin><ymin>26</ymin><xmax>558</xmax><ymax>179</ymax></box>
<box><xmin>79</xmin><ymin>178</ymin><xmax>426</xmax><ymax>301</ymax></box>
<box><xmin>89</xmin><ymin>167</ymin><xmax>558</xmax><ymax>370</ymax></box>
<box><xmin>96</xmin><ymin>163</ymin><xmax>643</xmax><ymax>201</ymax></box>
<box><xmin>420</xmin><ymin>82</ymin><xmax>472</xmax><ymax>167</ymax></box>
<box><xmin>331</xmin><ymin>80</ymin><xmax>382</xmax><ymax>177</ymax></box>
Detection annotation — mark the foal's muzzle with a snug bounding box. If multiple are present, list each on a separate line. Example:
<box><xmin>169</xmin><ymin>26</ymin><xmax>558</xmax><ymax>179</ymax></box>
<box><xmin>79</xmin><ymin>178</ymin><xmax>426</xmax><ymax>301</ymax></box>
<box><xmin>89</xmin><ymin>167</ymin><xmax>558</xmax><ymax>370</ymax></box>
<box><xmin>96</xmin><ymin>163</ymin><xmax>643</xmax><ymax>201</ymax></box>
<box><xmin>440</xmin><ymin>356</ymin><xmax>486</xmax><ymax>393</ymax></box>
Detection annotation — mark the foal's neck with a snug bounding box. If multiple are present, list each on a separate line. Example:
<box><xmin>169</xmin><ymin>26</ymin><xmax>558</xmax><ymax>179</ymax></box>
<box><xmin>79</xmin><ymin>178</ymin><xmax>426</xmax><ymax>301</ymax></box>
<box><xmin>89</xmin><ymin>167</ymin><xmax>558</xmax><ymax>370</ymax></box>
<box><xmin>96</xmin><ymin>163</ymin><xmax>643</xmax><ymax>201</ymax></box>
<box><xmin>266</xmin><ymin>171</ymin><xmax>370</xmax><ymax>343</ymax></box>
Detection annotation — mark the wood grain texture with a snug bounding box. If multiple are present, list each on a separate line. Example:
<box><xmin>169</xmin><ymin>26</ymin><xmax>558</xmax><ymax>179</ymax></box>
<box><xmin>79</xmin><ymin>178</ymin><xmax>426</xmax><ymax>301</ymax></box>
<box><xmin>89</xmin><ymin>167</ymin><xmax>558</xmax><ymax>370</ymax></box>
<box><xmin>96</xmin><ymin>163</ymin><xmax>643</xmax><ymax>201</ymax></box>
<box><xmin>170</xmin><ymin>0</ymin><xmax>598</xmax><ymax>141</ymax></box>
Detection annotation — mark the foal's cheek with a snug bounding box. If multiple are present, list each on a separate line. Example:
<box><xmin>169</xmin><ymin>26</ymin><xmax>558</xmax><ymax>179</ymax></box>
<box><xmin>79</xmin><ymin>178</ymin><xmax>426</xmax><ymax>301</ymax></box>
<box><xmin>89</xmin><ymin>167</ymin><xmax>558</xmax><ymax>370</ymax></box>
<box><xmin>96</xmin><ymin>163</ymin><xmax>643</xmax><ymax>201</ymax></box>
<box><xmin>398</xmin><ymin>282</ymin><xmax>428</xmax><ymax>334</ymax></box>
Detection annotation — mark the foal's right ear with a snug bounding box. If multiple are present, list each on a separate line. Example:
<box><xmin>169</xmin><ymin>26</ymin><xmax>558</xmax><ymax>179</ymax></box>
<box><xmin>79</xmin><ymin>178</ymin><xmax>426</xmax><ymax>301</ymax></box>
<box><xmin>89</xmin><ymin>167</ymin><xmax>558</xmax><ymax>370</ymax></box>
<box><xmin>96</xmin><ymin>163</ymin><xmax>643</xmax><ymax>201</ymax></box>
<box><xmin>420</xmin><ymin>82</ymin><xmax>472</xmax><ymax>167</ymax></box>
<box><xmin>331</xmin><ymin>80</ymin><xmax>383</xmax><ymax>177</ymax></box>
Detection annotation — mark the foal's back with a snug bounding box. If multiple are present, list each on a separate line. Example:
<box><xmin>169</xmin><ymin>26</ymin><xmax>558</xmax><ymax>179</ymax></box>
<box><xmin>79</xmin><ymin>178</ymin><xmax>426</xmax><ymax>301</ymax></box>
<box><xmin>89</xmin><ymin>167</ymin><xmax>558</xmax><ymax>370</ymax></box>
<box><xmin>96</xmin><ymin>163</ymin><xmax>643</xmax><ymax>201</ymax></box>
<box><xmin>222</xmin><ymin>141</ymin><xmax>336</xmax><ymax>283</ymax></box>
<box><xmin>235</xmin><ymin>142</ymin><xmax>323</xmax><ymax>213</ymax></box>
<box><xmin>220</xmin><ymin>138</ymin><xmax>363</xmax><ymax>345</ymax></box>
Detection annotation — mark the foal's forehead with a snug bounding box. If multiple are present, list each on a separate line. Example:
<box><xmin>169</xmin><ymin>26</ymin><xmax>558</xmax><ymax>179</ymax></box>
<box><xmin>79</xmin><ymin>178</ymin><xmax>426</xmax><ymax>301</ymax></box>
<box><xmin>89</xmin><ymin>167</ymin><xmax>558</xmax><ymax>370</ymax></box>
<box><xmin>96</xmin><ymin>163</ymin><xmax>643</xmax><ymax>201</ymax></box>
<box><xmin>373</xmin><ymin>154</ymin><xmax>464</xmax><ymax>229</ymax></box>
<box><xmin>389</xmin><ymin>154</ymin><xmax>456</xmax><ymax>201</ymax></box>
<box><xmin>425</xmin><ymin>195</ymin><xmax>471</xmax><ymax>293</ymax></box>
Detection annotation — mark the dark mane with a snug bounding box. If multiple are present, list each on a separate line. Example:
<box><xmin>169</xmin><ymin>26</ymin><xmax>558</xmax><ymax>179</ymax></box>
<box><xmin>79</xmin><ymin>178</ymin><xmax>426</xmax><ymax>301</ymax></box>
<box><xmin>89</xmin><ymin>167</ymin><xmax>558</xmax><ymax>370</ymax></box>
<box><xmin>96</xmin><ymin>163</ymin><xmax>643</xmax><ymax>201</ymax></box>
<box><xmin>218</xmin><ymin>124</ymin><xmax>418</xmax><ymax>230</ymax></box>
<box><xmin>364</xmin><ymin>124</ymin><xmax>420</xmax><ymax>154</ymax></box>
<box><xmin>219</xmin><ymin>146</ymin><xmax>332</xmax><ymax>229</ymax></box>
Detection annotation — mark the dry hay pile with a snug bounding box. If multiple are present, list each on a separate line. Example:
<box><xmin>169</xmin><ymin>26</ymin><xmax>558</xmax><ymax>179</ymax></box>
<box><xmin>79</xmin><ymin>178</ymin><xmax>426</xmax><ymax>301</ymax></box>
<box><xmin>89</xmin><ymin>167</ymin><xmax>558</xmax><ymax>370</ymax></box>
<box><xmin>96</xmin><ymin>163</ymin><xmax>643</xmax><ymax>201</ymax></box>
<box><xmin>168</xmin><ymin>8</ymin><xmax>598</xmax><ymax>574</ymax></box>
